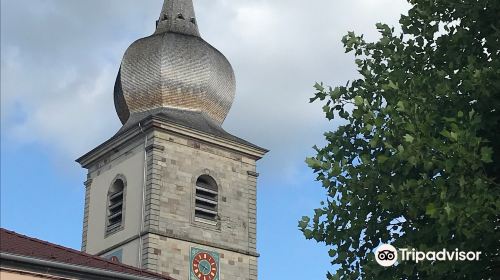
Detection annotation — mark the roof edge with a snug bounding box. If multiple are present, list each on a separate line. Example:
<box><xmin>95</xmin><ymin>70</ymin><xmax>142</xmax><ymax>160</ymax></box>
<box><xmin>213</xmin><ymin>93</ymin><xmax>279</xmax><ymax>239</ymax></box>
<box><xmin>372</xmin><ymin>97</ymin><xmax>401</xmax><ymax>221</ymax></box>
<box><xmin>0</xmin><ymin>252</ymin><xmax>167</xmax><ymax>280</ymax></box>
<box><xmin>77</xmin><ymin>113</ymin><xmax>268</xmax><ymax>168</ymax></box>
<box><xmin>0</xmin><ymin>228</ymin><xmax>172</xmax><ymax>280</ymax></box>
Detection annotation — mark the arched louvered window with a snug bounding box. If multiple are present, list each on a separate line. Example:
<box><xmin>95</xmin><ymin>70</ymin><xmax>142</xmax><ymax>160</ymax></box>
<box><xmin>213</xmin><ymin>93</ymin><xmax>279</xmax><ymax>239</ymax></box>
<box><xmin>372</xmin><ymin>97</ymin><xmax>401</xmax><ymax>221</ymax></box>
<box><xmin>107</xmin><ymin>178</ymin><xmax>125</xmax><ymax>234</ymax></box>
<box><xmin>195</xmin><ymin>175</ymin><xmax>218</xmax><ymax>221</ymax></box>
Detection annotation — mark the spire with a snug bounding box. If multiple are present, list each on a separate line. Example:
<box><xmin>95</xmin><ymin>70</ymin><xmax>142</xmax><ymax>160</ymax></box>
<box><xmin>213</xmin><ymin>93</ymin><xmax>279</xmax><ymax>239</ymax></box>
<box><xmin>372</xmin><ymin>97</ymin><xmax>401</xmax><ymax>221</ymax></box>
<box><xmin>154</xmin><ymin>0</ymin><xmax>200</xmax><ymax>37</ymax></box>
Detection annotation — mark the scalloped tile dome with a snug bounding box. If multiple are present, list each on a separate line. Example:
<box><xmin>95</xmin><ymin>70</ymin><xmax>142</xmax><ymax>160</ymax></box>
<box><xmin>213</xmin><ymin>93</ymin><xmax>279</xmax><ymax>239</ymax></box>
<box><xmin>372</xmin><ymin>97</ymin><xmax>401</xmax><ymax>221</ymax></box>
<box><xmin>114</xmin><ymin>0</ymin><xmax>236</xmax><ymax>126</ymax></box>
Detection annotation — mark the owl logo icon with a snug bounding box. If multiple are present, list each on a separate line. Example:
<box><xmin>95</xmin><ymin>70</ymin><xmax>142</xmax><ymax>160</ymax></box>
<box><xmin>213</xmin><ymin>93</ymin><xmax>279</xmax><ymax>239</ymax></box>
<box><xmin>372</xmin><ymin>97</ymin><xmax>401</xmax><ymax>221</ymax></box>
<box><xmin>375</xmin><ymin>244</ymin><xmax>398</xmax><ymax>267</ymax></box>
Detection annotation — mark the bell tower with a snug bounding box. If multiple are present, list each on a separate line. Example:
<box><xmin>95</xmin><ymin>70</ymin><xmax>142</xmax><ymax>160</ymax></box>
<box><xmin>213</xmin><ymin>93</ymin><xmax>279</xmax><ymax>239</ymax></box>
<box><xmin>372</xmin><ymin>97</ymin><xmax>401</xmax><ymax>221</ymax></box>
<box><xmin>76</xmin><ymin>1</ymin><xmax>267</xmax><ymax>280</ymax></box>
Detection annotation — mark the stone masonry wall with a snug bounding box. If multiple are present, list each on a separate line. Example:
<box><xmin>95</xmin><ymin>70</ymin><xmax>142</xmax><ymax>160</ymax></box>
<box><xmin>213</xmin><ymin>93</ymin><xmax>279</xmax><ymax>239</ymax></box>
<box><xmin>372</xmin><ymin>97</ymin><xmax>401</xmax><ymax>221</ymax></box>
<box><xmin>142</xmin><ymin>129</ymin><xmax>259</xmax><ymax>279</ymax></box>
<box><xmin>144</xmin><ymin>233</ymin><xmax>257</xmax><ymax>280</ymax></box>
<box><xmin>79</xmin><ymin>124</ymin><xmax>262</xmax><ymax>279</ymax></box>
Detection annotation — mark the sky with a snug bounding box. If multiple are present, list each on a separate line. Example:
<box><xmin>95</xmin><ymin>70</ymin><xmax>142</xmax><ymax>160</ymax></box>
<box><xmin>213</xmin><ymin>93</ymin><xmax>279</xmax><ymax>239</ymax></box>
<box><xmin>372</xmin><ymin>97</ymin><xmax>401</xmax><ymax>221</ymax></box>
<box><xmin>1</xmin><ymin>0</ymin><xmax>410</xmax><ymax>279</ymax></box>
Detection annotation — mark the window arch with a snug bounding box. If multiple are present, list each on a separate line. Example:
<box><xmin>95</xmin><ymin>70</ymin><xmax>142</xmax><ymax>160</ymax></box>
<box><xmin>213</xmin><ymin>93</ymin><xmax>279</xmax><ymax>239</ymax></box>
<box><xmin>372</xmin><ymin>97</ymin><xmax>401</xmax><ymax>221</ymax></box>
<box><xmin>107</xmin><ymin>177</ymin><xmax>125</xmax><ymax>234</ymax></box>
<box><xmin>194</xmin><ymin>175</ymin><xmax>218</xmax><ymax>221</ymax></box>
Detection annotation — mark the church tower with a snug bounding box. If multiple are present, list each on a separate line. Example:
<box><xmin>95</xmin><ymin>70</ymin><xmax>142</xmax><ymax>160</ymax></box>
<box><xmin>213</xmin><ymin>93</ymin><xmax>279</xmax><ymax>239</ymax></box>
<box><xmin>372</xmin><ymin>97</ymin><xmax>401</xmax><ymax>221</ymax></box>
<box><xmin>76</xmin><ymin>1</ymin><xmax>267</xmax><ymax>280</ymax></box>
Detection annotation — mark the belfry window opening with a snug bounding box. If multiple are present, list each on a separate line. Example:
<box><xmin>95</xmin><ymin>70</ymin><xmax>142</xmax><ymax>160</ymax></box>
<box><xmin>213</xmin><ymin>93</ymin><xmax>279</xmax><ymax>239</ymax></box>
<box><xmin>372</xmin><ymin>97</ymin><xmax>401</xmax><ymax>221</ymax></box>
<box><xmin>107</xmin><ymin>178</ymin><xmax>125</xmax><ymax>234</ymax></box>
<box><xmin>195</xmin><ymin>175</ymin><xmax>218</xmax><ymax>221</ymax></box>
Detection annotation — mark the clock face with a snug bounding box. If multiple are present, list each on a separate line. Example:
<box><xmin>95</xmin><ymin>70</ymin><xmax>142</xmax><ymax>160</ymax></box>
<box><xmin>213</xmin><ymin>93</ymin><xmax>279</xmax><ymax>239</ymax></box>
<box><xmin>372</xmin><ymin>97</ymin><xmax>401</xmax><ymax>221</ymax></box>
<box><xmin>190</xmin><ymin>248</ymin><xmax>219</xmax><ymax>280</ymax></box>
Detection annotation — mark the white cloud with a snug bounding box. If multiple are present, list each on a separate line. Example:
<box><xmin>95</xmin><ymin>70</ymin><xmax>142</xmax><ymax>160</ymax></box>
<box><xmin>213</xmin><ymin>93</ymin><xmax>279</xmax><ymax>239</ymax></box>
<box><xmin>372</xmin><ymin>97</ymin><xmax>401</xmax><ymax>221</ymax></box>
<box><xmin>1</xmin><ymin>0</ymin><xmax>410</xmax><ymax>179</ymax></box>
<box><xmin>9</xmin><ymin>63</ymin><xmax>118</xmax><ymax>158</ymax></box>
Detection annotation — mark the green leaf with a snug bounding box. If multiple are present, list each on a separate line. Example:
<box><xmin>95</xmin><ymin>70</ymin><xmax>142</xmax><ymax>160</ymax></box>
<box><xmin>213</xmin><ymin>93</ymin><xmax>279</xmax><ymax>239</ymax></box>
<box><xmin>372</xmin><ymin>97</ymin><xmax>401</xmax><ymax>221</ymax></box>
<box><xmin>380</xmin><ymin>36</ymin><xmax>391</xmax><ymax>45</ymax></box>
<box><xmin>329</xmin><ymin>274</ymin><xmax>341</xmax><ymax>280</ymax></box>
<box><xmin>330</xmin><ymin>87</ymin><xmax>342</xmax><ymax>99</ymax></box>
<box><xmin>360</xmin><ymin>153</ymin><xmax>371</xmax><ymax>164</ymax></box>
<box><xmin>388</xmin><ymin>80</ymin><xmax>399</xmax><ymax>90</ymax></box>
<box><xmin>328</xmin><ymin>249</ymin><xmax>337</xmax><ymax>257</ymax></box>
<box><xmin>403</xmin><ymin>134</ymin><xmax>414</xmax><ymax>143</ymax></box>
<box><xmin>339</xmin><ymin>110</ymin><xmax>350</xmax><ymax>119</ymax></box>
<box><xmin>444</xmin><ymin>204</ymin><xmax>452</xmax><ymax>216</ymax></box>
<box><xmin>426</xmin><ymin>203</ymin><xmax>437</xmax><ymax>217</ymax></box>
<box><xmin>354</xmin><ymin>96</ymin><xmax>364</xmax><ymax>106</ymax></box>
<box><xmin>396</xmin><ymin>101</ymin><xmax>405</xmax><ymax>112</ymax></box>
<box><xmin>303</xmin><ymin>229</ymin><xmax>313</xmax><ymax>239</ymax></box>
<box><xmin>298</xmin><ymin>216</ymin><xmax>310</xmax><ymax>229</ymax></box>
<box><xmin>450</xmin><ymin>132</ymin><xmax>458</xmax><ymax>141</ymax></box>
<box><xmin>377</xmin><ymin>154</ymin><xmax>389</xmax><ymax>163</ymax></box>
<box><xmin>331</xmin><ymin>165</ymin><xmax>342</xmax><ymax>176</ymax></box>
<box><xmin>314</xmin><ymin>82</ymin><xmax>325</xmax><ymax>92</ymax></box>
<box><xmin>480</xmin><ymin>147</ymin><xmax>493</xmax><ymax>163</ymax></box>
<box><xmin>305</xmin><ymin>157</ymin><xmax>323</xmax><ymax>170</ymax></box>
<box><xmin>397</xmin><ymin>145</ymin><xmax>405</xmax><ymax>153</ymax></box>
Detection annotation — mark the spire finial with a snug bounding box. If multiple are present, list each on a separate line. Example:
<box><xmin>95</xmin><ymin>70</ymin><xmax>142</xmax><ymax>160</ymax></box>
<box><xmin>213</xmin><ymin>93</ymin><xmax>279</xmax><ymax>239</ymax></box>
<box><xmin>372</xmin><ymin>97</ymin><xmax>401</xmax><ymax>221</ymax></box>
<box><xmin>155</xmin><ymin>0</ymin><xmax>200</xmax><ymax>36</ymax></box>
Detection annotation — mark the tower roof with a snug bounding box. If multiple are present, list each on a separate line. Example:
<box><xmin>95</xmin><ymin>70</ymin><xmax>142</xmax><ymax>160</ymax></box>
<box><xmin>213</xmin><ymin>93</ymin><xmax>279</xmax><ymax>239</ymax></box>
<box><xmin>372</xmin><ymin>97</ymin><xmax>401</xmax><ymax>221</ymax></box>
<box><xmin>155</xmin><ymin>0</ymin><xmax>200</xmax><ymax>36</ymax></box>
<box><xmin>114</xmin><ymin>0</ymin><xmax>236</xmax><ymax>128</ymax></box>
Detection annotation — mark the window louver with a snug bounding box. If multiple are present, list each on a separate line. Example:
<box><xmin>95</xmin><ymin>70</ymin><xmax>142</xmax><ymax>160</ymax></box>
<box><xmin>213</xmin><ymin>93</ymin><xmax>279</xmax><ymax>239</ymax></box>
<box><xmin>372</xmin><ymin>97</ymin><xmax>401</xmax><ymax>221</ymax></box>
<box><xmin>107</xmin><ymin>179</ymin><xmax>125</xmax><ymax>233</ymax></box>
<box><xmin>195</xmin><ymin>176</ymin><xmax>218</xmax><ymax>221</ymax></box>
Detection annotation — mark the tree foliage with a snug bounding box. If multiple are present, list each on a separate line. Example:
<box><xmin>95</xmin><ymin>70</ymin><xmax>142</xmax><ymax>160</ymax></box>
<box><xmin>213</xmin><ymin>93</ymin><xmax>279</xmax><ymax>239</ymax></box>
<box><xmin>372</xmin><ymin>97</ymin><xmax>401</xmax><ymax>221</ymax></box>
<box><xmin>300</xmin><ymin>0</ymin><xmax>499</xmax><ymax>278</ymax></box>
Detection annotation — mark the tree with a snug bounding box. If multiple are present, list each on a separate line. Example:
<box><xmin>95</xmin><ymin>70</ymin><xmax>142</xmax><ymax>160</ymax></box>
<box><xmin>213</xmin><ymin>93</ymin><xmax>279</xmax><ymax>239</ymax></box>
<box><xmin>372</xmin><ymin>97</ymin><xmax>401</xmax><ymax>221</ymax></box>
<box><xmin>299</xmin><ymin>0</ymin><xmax>499</xmax><ymax>279</ymax></box>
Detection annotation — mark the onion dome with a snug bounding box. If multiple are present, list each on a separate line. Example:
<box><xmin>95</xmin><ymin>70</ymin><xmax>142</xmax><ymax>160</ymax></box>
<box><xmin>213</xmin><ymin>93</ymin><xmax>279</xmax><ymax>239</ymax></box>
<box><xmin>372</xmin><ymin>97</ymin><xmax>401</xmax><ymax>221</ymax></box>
<box><xmin>114</xmin><ymin>0</ymin><xmax>236</xmax><ymax>127</ymax></box>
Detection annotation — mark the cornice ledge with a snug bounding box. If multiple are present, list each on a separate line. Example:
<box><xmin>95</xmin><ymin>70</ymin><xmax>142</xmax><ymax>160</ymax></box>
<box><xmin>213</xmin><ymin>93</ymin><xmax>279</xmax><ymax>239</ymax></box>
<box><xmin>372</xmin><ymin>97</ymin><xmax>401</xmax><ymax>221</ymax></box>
<box><xmin>76</xmin><ymin>125</ymin><xmax>143</xmax><ymax>168</ymax></box>
<box><xmin>146</xmin><ymin>116</ymin><xmax>268</xmax><ymax>159</ymax></box>
<box><xmin>247</xmin><ymin>171</ymin><xmax>260</xmax><ymax>178</ymax></box>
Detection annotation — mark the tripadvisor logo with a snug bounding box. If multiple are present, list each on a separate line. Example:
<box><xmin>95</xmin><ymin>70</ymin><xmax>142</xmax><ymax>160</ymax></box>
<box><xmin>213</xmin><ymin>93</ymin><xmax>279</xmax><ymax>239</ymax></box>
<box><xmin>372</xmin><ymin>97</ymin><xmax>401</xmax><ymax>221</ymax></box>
<box><xmin>374</xmin><ymin>244</ymin><xmax>481</xmax><ymax>267</ymax></box>
<box><xmin>375</xmin><ymin>244</ymin><xmax>398</xmax><ymax>267</ymax></box>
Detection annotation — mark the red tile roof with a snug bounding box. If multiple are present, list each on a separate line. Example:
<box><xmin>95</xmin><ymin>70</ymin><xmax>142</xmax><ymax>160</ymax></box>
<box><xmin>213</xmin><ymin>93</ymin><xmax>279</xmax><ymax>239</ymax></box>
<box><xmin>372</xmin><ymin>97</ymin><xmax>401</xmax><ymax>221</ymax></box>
<box><xmin>0</xmin><ymin>228</ymin><xmax>174</xmax><ymax>280</ymax></box>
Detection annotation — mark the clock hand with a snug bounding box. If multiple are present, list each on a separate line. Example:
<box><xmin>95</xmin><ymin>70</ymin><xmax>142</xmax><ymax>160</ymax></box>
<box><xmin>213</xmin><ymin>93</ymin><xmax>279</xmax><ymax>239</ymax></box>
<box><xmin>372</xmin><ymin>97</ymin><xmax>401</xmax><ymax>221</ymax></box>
<box><xmin>200</xmin><ymin>263</ymin><xmax>209</xmax><ymax>272</ymax></box>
